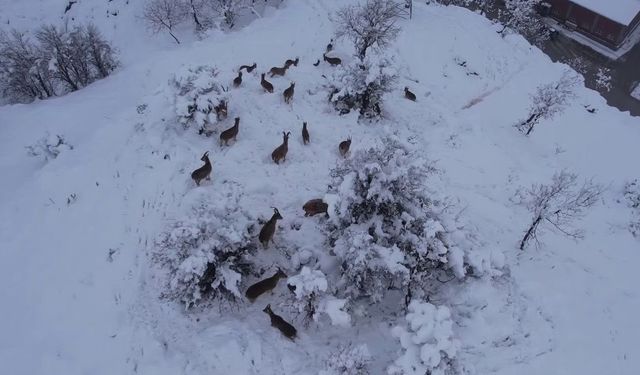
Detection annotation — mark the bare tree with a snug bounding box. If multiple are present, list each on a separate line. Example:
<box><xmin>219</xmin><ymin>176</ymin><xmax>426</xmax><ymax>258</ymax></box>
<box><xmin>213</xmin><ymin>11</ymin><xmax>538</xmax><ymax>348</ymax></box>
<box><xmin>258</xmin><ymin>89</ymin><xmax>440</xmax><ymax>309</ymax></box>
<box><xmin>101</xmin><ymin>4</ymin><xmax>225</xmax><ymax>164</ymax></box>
<box><xmin>85</xmin><ymin>24</ymin><xmax>119</xmax><ymax>78</ymax></box>
<box><xmin>0</xmin><ymin>30</ymin><xmax>56</xmax><ymax>102</ymax></box>
<box><xmin>516</xmin><ymin>72</ymin><xmax>578</xmax><ymax>135</ymax></box>
<box><xmin>334</xmin><ymin>0</ymin><xmax>403</xmax><ymax>60</ymax></box>
<box><xmin>517</xmin><ymin>171</ymin><xmax>602</xmax><ymax>250</ymax></box>
<box><xmin>143</xmin><ymin>0</ymin><xmax>188</xmax><ymax>44</ymax></box>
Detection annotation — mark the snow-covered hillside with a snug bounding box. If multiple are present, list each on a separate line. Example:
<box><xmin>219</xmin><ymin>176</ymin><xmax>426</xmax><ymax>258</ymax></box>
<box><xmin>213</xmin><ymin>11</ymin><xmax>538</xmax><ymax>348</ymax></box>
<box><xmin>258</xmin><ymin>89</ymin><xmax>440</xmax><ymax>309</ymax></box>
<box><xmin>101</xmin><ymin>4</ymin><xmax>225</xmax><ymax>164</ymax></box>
<box><xmin>1</xmin><ymin>1</ymin><xmax>639</xmax><ymax>374</ymax></box>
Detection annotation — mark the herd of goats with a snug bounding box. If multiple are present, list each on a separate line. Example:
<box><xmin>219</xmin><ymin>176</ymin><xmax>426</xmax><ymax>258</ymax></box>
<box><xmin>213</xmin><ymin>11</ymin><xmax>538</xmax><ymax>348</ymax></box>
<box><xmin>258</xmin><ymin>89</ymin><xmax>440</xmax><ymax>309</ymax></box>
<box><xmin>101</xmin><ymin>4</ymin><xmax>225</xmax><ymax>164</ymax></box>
<box><xmin>186</xmin><ymin>41</ymin><xmax>417</xmax><ymax>340</ymax></box>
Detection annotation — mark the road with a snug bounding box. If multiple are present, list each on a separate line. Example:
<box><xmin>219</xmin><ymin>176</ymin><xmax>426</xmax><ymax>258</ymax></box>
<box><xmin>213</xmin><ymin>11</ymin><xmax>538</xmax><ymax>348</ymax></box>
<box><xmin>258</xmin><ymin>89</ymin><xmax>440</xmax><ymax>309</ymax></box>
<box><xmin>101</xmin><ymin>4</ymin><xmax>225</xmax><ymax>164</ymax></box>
<box><xmin>543</xmin><ymin>32</ymin><xmax>640</xmax><ymax>117</ymax></box>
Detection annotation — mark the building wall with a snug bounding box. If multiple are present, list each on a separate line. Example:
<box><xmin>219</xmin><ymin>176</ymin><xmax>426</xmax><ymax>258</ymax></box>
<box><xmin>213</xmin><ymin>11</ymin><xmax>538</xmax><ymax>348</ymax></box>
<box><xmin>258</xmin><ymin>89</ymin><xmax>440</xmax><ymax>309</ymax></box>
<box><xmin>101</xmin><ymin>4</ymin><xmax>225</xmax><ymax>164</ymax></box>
<box><xmin>547</xmin><ymin>0</ymin><xmax>629</xmax><ymax>49</ymax></box>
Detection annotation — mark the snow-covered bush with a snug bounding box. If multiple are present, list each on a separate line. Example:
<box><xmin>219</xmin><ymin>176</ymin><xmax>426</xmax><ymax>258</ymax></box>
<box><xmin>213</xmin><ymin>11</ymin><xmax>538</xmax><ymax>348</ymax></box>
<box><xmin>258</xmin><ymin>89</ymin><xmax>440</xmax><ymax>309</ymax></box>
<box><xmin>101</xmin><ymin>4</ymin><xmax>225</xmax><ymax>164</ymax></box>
<box><xmin>327</xmin><ymin>139</ymin><xmax>478</xmax><ymax>305</ymax></box>
<box><xmin>287</xmin><ymin>266</ymin><xmax>328</xmax><ymax>325</ymax></box>
<box><xmin>623</xmin><ymin>179</ymin><xmax>640</xmax><ymax>238</ymax></box>
<box><xmin>498</xmin><ymin>0</ymin><xmax>549</xmax><ymax>47</ymax></box>
<box><xmin>388</xmin><ymin>301</ymin><xmax>459</xmax><ymax>375</ymax></box>
<box><xmin>321</xmin><ymin>343</ymin><xmax>371</xmax><ymax>375</ymax></box>
<box><xmin>326</xmin><ymin>52</ymin><xmax>398</xmax><ymax>119</ymax></box>
<box><xmin>0</xmin><ymin>24</ymin><xmax>118</xmax><ymax>103</ymax></box>
<box><xmin>153</xmin><ymin>184</ymin><xmax>257</xmax><ymax>308</ymax></box>
<box><xmin>26</xmin><ymin>133</ymin><xmax>73</xmax><ymax>161</ymax></box>
<box><xmin>170</xmin><ymin>65</ymin><xmax>229</xmax><ymax>133</ymax></box>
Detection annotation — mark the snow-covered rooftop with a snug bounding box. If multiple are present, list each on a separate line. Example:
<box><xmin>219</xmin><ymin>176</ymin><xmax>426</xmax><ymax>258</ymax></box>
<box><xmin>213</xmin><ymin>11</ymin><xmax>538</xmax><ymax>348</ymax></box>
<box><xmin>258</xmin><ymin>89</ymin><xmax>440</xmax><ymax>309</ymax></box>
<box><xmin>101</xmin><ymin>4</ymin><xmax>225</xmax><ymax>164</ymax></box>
<box><xmin>572</xmin><ymin>0</ymin><xmax>640</xmax><ymax>25</ymax></box>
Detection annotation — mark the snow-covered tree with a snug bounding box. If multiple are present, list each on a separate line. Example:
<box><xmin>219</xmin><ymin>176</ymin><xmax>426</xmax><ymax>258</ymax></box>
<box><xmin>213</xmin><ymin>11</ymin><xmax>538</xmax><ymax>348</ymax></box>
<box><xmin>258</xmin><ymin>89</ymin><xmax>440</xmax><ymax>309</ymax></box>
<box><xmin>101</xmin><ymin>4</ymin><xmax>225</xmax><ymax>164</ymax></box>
<box><xmin>170</xmin><ymin>65</ymin><xmax>229</xmax><ymax>132</ymax></box>
<box><xmin>498</xmin><ymin>0</ymin><xmax>549</xmax><ymax>46</ymax></box>
<box><xmin>143</xmin><ymin>0</ymin><xmax>188</xmax><ymax>44</ymax></box>
<box><xmin>327</xmin><ymin>139</ymin><xmax>476</xmax><ymax>305</ymax></box>
<box><xmin>0</xmin><ymin>30</ymin><xmax>56</xmax><ymax>102</ymax></box>
<box><xmin>326</xmin><ymin>51</ymin><xmax>398</xmax><ymax>119</ymax></box>
<box><xmin>516</xmin><ymin>170</ymin><xmax>602</xmax><ymax>250</ymax></box>
<box><xmin>287</xmin><ymin>266</ymin><xmax>328</xmax><ymax>326</ymax></box>
<box><xmin>516</xmin><ymin>72</ymin><xmax>579</xmax><ymax>135</ymax></box>
<box><xmin>388</xmin><ymin>301</ymin><xmax>459</xmax><ymax>375</ymax></box>
<box><xmin>334</xmin><ymin>0</ymin><xmax>403</xmax><ymax>60</ymax></box>
<box><xmin>321</xmin><ymin>343</ymin><xmax>372</xmax><ymax>375</ymax></box>
<box><xmin>153</xmin><ymin>184</ymin><xmax>257</xmax><ymax>308</ymax></box>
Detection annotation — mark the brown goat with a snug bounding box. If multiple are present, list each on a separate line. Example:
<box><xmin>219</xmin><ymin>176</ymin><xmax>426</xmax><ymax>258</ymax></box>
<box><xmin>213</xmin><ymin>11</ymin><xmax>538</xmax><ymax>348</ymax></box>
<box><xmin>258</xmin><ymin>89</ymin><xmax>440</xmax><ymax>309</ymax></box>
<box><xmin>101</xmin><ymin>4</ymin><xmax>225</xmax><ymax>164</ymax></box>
<box><xmin>285</xmin><ymin>57</ymin><xmax>299</xmax><ymax>68</ymax></box>
<box><xmin>214</xmin><ymin>100</ymin><xmax>228</xmax><ymax>120</ymax></box>
<box><xmin>245</xmin><ymin>268</ymin><xmax>287</xmax><ymax>302</ymax></box>
<box><xmin>233</xmin><ymin>71</ymin><xmax>242</xmax><ymax>87</ymax></box>
<box><xmin>239</xmin><ymin>62</ymin><xmax>257</xmax><ymax>73</ymax></box>
<box><xmin>263</xmin><ymin>304</ymin><xmax>297</xmax><ymax>340</ymax></box>
<box><xmin>261</xmin><ymin>73</ymin><xmax>274</xmax><ymax>93</ymax></box>
<box><xmin>191</xmin><ymin>151</ymin><xmax>212</xmax><ymax>186</ymax></box>
<box><xmin>283</xmin><ymin>82</ymin><xmax>295</xmax><ymax>104</ymax></box>
<box><xmin>269</xmin><ymin>64</ymin><xmax>289</xmax><ymax>77</ymax></box>
<box><xmin>258</xmin><ymin>207</ymin><xmax>283</xmax><ymax>248</ymax></box>
<box><xmin>404</xmin><ymin>87</ymin><xmax>416</xmax><ymax>101</ymax></box>
<box><xmin>303</xmin><ymin>199</ymin><xmax>328</xmax><ymax>217</ymax></box>
<box><xmin>302</xmin><ymin>122</ymin><xmax>309</xmax><ymax>145</ymax></box>
<box><xmin>323</xmin><ymin>53</ymin><xmax>341</xmax><ymax>66</ymax></box>
<box><xmin>339</xmin><ymin>137</ymin><xmax>351</xmax><ymax>158</ymax></box>
<box><xmin>271</xmin><ymin>131</ymin><xmax>290</xmax><ymax>164</ymax></box>
<box><xmin>219</xmin><ymin>117</ymin><xmax>240</xmax><ymax>146</ymax></box>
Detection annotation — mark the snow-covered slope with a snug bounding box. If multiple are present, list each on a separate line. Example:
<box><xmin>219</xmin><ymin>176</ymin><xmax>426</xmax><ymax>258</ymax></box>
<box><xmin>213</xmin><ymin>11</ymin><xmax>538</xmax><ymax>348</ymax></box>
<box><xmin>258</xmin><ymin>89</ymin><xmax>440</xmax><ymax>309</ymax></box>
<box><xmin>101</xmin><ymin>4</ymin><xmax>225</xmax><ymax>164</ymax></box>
<box><xmin>1</xmin><ymin>1</ymin><xmax>639</xmax><ymax>374</ymax></box>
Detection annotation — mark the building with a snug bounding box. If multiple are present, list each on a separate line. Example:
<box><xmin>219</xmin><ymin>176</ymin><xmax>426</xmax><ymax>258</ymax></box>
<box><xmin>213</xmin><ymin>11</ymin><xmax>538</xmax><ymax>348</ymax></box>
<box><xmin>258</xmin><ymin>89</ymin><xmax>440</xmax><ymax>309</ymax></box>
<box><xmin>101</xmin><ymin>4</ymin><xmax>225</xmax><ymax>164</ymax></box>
<box><xmin>546</xmin><ymin>0</ymin><xmax>640</xmax><ymax>50</ymax></box>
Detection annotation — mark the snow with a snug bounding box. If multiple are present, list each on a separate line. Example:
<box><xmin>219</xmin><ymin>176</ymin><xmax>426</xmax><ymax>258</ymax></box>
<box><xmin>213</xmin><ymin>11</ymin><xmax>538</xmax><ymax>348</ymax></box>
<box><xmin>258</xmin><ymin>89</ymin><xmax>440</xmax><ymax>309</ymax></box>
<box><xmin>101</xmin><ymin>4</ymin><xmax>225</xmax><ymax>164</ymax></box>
<box><xmin>571</xmin><ymin>0</ymin><xmax>640</xmax><ymax>26</ymax></box>
<box><xmin>1</xmin><ymin>0</ymin><xmax>640</xmax><ymax>375</ymax></box>
<box><xmin>632</xmin><ymin>82</ymin><xmax>640</xmax><ymax>100</ymax></box>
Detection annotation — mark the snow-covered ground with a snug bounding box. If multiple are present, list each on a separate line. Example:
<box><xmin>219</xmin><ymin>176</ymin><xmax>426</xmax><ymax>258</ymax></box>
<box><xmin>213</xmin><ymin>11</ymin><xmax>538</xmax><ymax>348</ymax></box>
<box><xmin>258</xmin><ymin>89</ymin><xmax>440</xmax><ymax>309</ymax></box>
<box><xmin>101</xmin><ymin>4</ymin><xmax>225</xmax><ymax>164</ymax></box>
<box><xmin>1</xmin><ymin>1</ymin><xmax>639</xmax><ymax>374</ymax></box>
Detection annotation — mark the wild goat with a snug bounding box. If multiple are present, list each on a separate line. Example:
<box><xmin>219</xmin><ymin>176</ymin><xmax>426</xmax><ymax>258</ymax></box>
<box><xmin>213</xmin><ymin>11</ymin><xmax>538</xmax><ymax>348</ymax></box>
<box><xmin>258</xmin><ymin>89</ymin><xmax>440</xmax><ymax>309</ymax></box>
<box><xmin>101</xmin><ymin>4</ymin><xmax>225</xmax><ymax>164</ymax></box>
<box><xmin>191</xmin><ymin>151</ymin><xmax>212</xmax><ymax>186</ymax></box>
<box><xmin>326</xmin><ymin>39</ymin><xmax>333</xmax><ymax>53</ymax></box>
<box><xmin>283</xmin><ymin>82</ymin><xmax>295</xmax><ymax>104</ymax></box>
<box><xmin>245</xmin><ymin>268</ymin><xmax>287</xmax><ymax>302</ymax></box>
<box><xmin>404</xmin><ymin>87</ymin><xmax>416</xmax><ymax>101</ymax></box>
<box><xmin>271</xmin><ymin>131</ymin><xmax>290</xmax><ymax>164</ymax></box>
<box><xmin>239</xmin><ymin>62</ymin><xmax>257</xmax><ymax>73</ymax></box>
<box><xmin>285</xmin><ymin>57</ymin><xmax>299</xmax><ymax>68</ymax></box>
<box><xmin>323</xmin><ymin>53</ymin><xmax>341</xmax><ymax>66</ymax></box>
<box><xmin>259</xmin><ymin>207</ymin><xmax>283</xmax><ymax>248</ymax></box>
<box><xmin>233</xmin><ymin>71</ymin><xmax>242</xmax><ymax>87</ymax></box>
<box><xmin>301</xmin><ymin>122</ymin><xmax>309</xmax><ymax>145</ymax></box>
<box><xmin>214</xmin><ymin>100</ymin><xmax>228</xmax><ymax>120</ymax></box>
<box><xmin>263</xmin><ymin>304</ymin><xmax>297</xmax><ymax>340</ymax></box>
<box><xmin>261</xmin><ymin>73</ymin><xmax>274</xmax><ymax>93</ymax></box>
<box><xmin>219</xmin><ymin>117</ymin><xmax>239</xmax><ymax>146</ymax></box>
<box><xmin>303</xmin><ymin>199</ymin><xmax>328</xmax><ymax>217</ymax></box>
<box><xmin>269</xmin><ymin>64</ymin><xmax>289</xmax><ymax>77</ymax></box>
<box><xmin>339</xmin><ymin>137</ymin><xmax>351</xmax><ymax>158</ymax></box>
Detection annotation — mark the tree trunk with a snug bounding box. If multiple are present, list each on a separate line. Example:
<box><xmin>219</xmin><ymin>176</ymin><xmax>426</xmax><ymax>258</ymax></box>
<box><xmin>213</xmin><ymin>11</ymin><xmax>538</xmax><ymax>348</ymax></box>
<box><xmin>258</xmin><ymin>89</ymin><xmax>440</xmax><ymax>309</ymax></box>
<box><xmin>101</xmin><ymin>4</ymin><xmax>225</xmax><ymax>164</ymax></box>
<box><xmin>168</xmin><ymin>29</ymin><xmax>181</xmax><ymax>44</ymax></box>
<box><xmin>520</xmin><ymin>215</ymin><xmax>542</xmax><ymax>250</ymax></box>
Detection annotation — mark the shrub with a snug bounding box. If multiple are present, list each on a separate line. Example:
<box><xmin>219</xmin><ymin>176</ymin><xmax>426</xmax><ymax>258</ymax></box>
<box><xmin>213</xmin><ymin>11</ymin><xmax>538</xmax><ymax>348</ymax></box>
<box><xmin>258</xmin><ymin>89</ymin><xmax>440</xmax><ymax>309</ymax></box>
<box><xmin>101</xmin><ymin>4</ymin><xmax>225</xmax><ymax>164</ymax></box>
<box><xmin>170</xmin><ymin>65</ymin><xmax>229</xmax><ymax>133</ymax></box>
<box><xmin>153</xmin><ymin>184</ymin><xmax>257</xmax><ymax>308</ymax></box>
<box><xmin>287</xmin><ymin>267</ymin><xmax>328</xmax><ymax>326</ymax></box>
<box><xmin>388</xmin><ymin>301</ymin><xmax>459</xmax><ymax>375</ymax></box>
<box><xmin>326</xmin><ymin>52</ymin><xmax>398</xmax><ymax>119</ymax></box>
<box><xmin>327</xmin><ymin>139</ymin><xmax>480</xmax><ymax>305</ymax></box>
<box><xmin>26</xmin><ymin>133</ymin><xmax>73</xmax><ymax>161</ymax></box>
<box><xmin>321</xmin><ymin>343</ymin><xmax>372</xmax><ymax>375</ymax></box>
<box><xmin>623</xmin><ymin>179</ymin><xmax>640</xmax><ymax>238</ymax></box>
